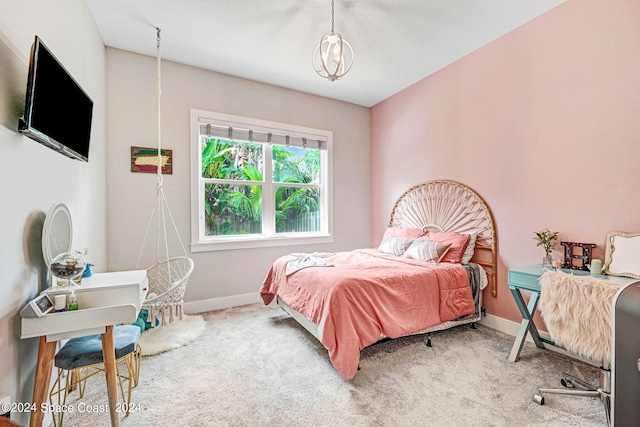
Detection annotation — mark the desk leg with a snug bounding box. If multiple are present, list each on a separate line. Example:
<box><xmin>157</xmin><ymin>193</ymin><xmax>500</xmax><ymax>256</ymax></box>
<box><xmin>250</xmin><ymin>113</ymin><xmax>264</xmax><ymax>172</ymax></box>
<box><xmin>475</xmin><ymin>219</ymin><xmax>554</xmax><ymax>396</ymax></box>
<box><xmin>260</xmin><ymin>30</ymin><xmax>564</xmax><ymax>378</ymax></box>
<box><xmin>101</xmin><ymin>325</ymin><xmax>120</xmax><ymax>427</ymax></box>
<box><xmin>509</xmin><ymin>289</ymin><xmax>545</xmax><ymax>362</ymax></box>
<box><xmin>29</xmin><ymin>336</ymin><xmax>56</xmax><ymax>427</ymax></box>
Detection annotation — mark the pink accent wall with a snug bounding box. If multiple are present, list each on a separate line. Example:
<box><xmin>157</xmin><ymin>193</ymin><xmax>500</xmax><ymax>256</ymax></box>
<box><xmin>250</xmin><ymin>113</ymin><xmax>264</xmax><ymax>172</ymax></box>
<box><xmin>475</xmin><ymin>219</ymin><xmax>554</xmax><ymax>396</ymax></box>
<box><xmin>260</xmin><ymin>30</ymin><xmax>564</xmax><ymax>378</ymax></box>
<box><xmin>370</xmin><ymin>0</ymin><xmax>640</xmax><ymax>323</ymax></box>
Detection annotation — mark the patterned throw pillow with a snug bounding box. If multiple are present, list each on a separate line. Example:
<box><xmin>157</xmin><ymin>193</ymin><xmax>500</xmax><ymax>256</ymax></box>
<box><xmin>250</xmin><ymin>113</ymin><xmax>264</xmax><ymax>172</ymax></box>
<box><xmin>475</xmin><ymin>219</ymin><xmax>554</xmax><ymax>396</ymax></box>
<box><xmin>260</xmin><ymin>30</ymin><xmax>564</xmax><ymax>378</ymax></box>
<box><xmin>460</xmin><ymin>232</ymin><xmax>478</xmax><ymax>265</ymax></box>
<box><xmin>404</xmin><ymin>239</ymin><xmax>452</xmax><ymax>263</ymax></box>
<box><xmin>378</xmin><ymin>235</ymin><xmax>415</xmax><ymax>256</ymax></box>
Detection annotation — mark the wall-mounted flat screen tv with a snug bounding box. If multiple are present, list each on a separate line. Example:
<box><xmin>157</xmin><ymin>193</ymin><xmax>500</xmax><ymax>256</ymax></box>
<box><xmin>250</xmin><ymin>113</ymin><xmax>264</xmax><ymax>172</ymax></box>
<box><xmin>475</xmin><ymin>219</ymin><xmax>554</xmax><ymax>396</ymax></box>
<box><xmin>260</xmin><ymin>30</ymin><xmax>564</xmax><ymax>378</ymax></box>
<box><xmin>19</xmin><ymin>36</ymin><xmax>93</xmax><ymax>162</ymax></box>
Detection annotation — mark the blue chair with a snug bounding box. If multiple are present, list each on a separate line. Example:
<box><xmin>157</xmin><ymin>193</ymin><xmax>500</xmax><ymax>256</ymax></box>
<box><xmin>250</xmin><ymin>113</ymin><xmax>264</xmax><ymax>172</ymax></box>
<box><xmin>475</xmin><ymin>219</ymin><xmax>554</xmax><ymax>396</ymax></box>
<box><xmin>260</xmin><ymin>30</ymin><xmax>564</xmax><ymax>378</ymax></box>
<box><xmin>48</xmin><ymin>325</ymin><xmax>141</xmax><ymax>427</ymax></box>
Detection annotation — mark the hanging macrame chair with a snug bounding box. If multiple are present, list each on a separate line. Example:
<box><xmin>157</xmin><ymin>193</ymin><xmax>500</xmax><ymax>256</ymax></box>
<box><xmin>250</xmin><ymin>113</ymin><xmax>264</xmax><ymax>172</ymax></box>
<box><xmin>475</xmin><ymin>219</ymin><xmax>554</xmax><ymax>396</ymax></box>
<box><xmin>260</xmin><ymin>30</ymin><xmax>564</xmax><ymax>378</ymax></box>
<box><xmin>136</xmin><ymin>28</ymin><xmax>194</xmax><ymax>327</ymax></box>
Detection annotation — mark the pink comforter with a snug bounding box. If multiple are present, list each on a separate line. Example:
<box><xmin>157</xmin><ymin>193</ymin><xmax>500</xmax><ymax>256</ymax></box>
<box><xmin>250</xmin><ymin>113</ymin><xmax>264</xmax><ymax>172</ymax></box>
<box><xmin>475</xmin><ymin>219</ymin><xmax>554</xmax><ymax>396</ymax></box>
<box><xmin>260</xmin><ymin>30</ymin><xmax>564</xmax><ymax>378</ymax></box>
<box><xmin>260</xmin><ymin>249</ymin><xmax>474</xmax><ymax>381</ymax></box>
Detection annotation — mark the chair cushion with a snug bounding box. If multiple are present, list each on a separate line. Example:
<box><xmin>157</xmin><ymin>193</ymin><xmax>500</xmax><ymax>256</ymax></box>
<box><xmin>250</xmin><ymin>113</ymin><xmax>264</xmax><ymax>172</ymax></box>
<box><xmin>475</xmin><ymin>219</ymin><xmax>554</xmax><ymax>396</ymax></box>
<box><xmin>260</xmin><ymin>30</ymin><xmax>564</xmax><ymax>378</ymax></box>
<box><xmin>55</xmin><ymin>325</ymin><xmax>141</xmax><ymax>370</ymax></box>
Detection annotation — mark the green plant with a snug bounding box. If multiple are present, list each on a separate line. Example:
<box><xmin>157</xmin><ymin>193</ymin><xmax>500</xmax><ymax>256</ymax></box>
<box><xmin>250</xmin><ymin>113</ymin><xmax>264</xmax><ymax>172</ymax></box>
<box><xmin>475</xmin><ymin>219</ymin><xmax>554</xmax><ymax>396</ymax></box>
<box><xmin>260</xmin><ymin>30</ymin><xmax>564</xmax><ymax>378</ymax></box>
<box><xmin>533</xmin><ymin>229</ymin><xmax>559</xmax><ymax>255</ymax></box>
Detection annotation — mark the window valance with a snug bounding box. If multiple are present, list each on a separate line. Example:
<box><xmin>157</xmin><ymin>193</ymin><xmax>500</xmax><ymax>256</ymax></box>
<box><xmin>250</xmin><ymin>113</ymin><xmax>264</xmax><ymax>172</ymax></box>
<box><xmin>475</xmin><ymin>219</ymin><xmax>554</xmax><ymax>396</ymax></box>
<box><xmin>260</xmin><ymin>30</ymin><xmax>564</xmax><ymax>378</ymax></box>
<box><xmin>198</xmin><ymin>121</ymin><xmax>327</xmax><ymax>150</ymax></box>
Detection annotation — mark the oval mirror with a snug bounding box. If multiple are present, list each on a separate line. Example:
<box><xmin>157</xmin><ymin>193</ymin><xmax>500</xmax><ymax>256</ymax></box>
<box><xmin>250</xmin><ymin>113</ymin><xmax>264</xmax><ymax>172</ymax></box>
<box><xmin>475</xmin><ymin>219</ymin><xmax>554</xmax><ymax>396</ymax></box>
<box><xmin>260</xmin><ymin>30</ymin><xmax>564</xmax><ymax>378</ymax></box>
<box><xmin>41</xmin><ymin>203</ymin><xmax>73</xmax><ymax>268</ymax></box>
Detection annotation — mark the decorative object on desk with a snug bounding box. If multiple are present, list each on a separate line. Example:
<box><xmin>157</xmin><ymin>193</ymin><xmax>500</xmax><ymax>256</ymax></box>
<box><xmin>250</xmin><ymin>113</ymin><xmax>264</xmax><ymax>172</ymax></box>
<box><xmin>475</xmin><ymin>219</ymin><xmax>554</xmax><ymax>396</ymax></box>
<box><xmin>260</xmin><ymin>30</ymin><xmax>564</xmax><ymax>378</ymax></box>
<box><xmin>586</xmin><ymin>258</ymin><xmax>603</xmax><ymax>276</ymax></box>
<box><xmin>560</xmin><ymin>241</ymin><xmax>596</xmax><ymax>271</ymax></box>
<box><xmin>603</xmin><ymin>231</ymin><xmax>640</xmax><ymax>279</ymax></box>
<box><xmin>138</xmin><ymin>314</ymin><xmax>205</xmax><ymax>356</ymax></box>
<box><xmin>54</xmin><ymin>294</ymin><xmax>66</xmax><ymax>312</ymax></box>
<box><xmin>19</xmin><ymin>294</ymin><xmax>54</xmax><ymax>318</ymax></box>
<box><xmin>551</xmin><ymin>259</ymin><xmax>563</xmax><ymax>270</ymax></box>
<box><xmin>50</xmin><ymin>249</ymin><xmax>87</xmax><ymax>286</ymax></box>
<box><xmin>533</xmin><ymin>228</ymin><xmax>558</xmax><ymax>268</ymax></box>
<box><xmin>131</xmin><ymin>146</ymin><xmax>173</xmax><ymax>174</ymax></box>
<box><xmin>82</xmin><ymin>263</ymin><xmax>94</xmax><ymax>277</ymax></box>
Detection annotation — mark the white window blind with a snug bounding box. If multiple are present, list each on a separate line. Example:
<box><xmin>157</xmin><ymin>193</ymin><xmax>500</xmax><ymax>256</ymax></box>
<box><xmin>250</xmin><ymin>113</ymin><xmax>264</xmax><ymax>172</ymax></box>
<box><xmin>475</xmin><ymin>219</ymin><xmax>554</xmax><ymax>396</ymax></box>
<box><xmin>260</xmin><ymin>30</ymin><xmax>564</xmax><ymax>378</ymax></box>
<box><xmin>198</xmin><ymin>121</ymin><xmax>328</xmax><ymax>150</ymax></box>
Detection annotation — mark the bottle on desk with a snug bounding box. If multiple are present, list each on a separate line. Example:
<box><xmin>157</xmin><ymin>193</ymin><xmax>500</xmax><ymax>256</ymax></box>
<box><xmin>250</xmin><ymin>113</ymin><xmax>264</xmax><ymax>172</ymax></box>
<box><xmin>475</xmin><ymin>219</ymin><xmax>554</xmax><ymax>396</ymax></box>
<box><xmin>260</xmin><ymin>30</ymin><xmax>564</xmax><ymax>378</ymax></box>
<box><xmin>67</xmin><ymin>291</ymin><xmax>78</xmax><ymax>311</ymax></box>
<box><xmin>54</xmin><ymin>294</ymin><xmax>66</xmax><ymax>312</ymax></box>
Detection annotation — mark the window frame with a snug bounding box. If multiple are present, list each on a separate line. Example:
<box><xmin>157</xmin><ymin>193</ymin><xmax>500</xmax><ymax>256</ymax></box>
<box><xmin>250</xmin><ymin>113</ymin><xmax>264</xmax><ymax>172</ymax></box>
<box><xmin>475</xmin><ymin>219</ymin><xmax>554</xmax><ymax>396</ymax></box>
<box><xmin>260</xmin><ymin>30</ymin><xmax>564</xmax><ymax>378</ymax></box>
<box><xmin>190</xmin><ymin>109</ymin><xmax>333</xmax><ymax>252</ymax></box>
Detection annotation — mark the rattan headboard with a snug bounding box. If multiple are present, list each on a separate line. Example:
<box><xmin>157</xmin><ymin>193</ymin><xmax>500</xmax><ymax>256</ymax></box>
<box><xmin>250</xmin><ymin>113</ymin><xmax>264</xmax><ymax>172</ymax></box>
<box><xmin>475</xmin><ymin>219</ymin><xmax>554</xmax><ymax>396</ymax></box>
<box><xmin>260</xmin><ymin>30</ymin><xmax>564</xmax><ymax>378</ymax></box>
<box><xmin>388</xmin><ymin>180</ymin><xmax>498</xmax><ymax>297</ymax></box>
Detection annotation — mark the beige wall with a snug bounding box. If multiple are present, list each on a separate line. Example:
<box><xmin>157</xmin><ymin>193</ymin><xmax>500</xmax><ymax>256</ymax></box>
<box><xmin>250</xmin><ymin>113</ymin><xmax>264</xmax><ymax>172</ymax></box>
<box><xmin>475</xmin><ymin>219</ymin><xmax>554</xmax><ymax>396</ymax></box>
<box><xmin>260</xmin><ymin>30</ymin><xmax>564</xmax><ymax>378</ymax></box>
<box><xmin>370</xmin><ymin>0</ymin><xmax>640</xmax><ymax>326</ymax></box>
<box><xmin>106</xmin><ymin>48</ymin><xmax>371</xmax><ymax>305</ymax></box>
<box><xmin>0</xmin><ymin>1</ymin><xmax>107</xmax><ymax>424</ymax></box>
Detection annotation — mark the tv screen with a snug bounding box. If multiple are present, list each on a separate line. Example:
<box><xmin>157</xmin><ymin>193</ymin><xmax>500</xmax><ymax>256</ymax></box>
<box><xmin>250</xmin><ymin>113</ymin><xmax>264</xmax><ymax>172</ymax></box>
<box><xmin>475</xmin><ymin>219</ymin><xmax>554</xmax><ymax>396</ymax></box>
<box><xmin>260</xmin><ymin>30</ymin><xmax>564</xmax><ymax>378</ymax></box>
<box><xmin>19</xmin><ymin>36</ymin><xmax>93</xmax><ymax>162</ymax></box>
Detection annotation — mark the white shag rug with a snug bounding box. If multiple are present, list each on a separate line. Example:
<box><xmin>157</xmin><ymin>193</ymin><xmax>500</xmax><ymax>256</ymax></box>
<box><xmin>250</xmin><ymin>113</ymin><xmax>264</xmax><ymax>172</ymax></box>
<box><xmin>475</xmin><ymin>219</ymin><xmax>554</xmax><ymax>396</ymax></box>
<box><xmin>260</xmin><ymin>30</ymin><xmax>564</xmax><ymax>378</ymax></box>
<box><xmin>138</xmin><ymin>314</ymin><xmax>206</xmax><ymax>356</ymax></box>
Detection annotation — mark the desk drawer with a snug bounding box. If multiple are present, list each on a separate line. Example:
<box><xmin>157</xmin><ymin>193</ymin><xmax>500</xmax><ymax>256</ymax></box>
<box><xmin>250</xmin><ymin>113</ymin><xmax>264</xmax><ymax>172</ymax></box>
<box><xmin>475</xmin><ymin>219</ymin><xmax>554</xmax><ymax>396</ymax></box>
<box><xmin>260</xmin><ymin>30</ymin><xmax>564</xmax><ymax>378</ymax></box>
<box><xmin>508</xmin><ymin>270</ymin><xmax>541</xmax><ymax>292</ymax></box>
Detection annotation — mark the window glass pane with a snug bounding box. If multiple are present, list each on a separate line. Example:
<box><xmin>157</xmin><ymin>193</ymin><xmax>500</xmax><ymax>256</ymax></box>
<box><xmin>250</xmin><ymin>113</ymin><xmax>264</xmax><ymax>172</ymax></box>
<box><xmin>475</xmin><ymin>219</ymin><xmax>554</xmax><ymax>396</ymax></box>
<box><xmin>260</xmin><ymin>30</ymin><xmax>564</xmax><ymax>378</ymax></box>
<box><xmin>275</xmin><ymin>186</ymin><xmax>320</xmax><ymax>233</ymax></box>
<box><xmin>272</xmin><ymin>146</ymin><xmax>320</xmax><ymax>184</ymax></box>
<box><xmin>201</xmin><ymin>137</ymin><xmax>263</xmax><ymax>181</ymax></box>
<box><xmin>204</xmin><ymin>183</ymin><xmax>262</xmax><ymax>235</ymax></box>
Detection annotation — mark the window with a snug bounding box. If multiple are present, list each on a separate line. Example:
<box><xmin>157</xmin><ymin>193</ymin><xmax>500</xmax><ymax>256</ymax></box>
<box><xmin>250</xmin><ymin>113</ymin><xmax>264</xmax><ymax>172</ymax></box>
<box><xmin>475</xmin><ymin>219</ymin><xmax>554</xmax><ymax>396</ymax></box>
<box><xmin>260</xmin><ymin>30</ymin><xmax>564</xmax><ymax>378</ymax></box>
<box><xmin>190</xmin><ymin>109</ymin><xmax>333</xmax><ymax>251</ymax></box>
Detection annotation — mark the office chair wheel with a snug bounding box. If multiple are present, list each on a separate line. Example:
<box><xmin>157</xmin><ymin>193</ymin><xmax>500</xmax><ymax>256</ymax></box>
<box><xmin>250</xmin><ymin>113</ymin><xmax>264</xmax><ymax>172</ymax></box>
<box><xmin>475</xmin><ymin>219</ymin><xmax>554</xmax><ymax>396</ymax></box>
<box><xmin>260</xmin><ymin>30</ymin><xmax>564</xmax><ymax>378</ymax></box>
<box><xmin>533</xmin><ymin>394</ymin><xmax>545</xmax><ymax>405</ymax></box>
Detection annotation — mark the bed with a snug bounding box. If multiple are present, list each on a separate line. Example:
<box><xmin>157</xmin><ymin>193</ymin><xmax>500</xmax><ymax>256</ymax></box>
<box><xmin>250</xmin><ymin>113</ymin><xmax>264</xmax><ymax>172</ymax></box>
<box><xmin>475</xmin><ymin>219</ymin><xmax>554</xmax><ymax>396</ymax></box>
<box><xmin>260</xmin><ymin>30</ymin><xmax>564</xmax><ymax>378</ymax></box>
<box><xmin>260</xmin><ymin>180</ymin><xmax>497</xmax><ymax>381</ymax></box>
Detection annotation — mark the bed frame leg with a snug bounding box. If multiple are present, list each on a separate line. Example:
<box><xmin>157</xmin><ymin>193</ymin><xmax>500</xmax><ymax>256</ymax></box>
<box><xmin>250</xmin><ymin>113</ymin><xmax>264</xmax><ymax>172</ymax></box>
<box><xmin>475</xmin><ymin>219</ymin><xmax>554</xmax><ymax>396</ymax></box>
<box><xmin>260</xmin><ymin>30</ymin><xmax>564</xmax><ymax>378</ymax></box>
<box><xmin>357</xmin><ymin>365</ymin><xmax>361</xmax><ymax>370</ymax></box>
<box><xmin>425</xmin><ymin>334</ymin><xmax>432</xmax><ymax>347</ymax></box>
<box><xmin>471</xmin><ymin>322</ymin><xmax>477</xmax><ymax>329</ymax></box>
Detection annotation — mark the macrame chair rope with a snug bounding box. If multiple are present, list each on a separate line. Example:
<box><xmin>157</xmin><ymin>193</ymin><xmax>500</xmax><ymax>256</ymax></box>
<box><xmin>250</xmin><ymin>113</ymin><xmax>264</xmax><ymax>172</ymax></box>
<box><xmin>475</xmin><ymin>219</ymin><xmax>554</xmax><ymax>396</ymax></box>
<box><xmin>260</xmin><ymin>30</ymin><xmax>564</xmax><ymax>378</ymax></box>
<box><xmin>135</xmin><ymin>27</ymin><xmax>193</xmax><ymax>326</ymax></box>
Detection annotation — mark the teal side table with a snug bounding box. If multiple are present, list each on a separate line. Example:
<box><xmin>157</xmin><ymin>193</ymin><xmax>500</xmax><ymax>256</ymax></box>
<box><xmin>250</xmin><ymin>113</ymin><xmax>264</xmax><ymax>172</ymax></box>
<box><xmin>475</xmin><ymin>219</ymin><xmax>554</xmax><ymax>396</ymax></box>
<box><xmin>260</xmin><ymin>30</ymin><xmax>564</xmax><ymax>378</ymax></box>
<box><xmin>507</xmin><ymin>264</ymin><xmax>635</xmax><ymax>362</ymax></box>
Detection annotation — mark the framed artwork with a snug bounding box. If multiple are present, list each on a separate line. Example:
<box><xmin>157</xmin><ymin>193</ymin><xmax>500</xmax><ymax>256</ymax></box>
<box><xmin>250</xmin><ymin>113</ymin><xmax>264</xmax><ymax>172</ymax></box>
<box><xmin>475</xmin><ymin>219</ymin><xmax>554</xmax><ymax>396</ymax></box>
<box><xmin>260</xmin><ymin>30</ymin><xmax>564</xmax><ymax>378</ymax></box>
<box><xmin>131</xmin><ymin>146</ymin><xmax>173</xmax><ymax>174</ymax></box>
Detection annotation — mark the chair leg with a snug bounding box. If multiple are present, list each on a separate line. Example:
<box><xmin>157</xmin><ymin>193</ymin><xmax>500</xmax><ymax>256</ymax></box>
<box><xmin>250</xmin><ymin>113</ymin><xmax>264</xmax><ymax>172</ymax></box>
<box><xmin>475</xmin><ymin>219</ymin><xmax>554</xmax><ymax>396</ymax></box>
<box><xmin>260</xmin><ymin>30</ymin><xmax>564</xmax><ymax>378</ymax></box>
<box><xmin>534</xmin><ymin>369</ymin><xmax>611</xmax><ymax>426</ymax></box>
<box><xmin>133</xmin><ymin>344</ymin><xmax>142</xmax><ymax>387</ymax></box>
<box><xmin>76</xmin><ymin>367</ymin><xmax>89</xmax><ymax>398</ymax></box>
<box><xmin>48</xmin><ymin>368</ymin><xmax>68</xmax><ymax>427</ymax></box>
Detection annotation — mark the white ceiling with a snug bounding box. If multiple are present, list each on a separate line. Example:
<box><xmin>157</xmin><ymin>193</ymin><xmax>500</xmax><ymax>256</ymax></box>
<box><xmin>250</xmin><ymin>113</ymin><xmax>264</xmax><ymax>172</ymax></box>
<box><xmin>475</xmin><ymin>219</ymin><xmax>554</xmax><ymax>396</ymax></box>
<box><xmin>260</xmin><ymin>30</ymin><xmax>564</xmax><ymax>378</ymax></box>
<box><xmin>86</xmin><ymin>0</ymin><xmax>565</xmax><ymax>107</ymax></box>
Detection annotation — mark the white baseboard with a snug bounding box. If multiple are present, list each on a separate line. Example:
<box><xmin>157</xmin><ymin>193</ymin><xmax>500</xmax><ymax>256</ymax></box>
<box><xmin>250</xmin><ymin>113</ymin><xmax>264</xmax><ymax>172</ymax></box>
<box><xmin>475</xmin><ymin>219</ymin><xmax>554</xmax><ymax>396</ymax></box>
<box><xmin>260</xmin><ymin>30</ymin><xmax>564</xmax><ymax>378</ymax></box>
<box><xmin>479</xmin><ymin>312</ymin><xmax>552</xmax><ymax>342</ymax></box>
<box><xmin>479</xmin><ymin>312</ymin><xmax>596</xmax><ymax>364</ymax></box>
<box><xmin>479</xmin><ymin>313</ymin><xmax>522</xmax><ymax>337</ymax></box>
<box><xmin>184</xmin><ymin>292</ymin><xmax>261</xmax><ymax>314</ymax></box>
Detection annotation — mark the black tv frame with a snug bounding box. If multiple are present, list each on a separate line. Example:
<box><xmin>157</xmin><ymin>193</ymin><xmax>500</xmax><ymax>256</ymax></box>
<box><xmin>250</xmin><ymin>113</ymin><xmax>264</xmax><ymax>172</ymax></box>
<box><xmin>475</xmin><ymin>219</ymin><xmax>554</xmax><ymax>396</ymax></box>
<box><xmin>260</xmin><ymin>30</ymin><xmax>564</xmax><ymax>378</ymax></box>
<box><xmin>18</xmin><ymin>36</ymin><xmax>93</xmax><ymax>162</ymax></box>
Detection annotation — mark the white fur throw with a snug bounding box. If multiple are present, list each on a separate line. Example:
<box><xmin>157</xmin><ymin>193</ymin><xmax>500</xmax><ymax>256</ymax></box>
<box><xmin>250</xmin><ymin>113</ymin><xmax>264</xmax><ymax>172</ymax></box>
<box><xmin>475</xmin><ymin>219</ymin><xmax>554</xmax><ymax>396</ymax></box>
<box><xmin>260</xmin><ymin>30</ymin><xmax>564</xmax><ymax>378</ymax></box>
<box><xmin>538</xmin><ymin>270</ymin><xmax>622</xmax><ymax>364</ymax></box>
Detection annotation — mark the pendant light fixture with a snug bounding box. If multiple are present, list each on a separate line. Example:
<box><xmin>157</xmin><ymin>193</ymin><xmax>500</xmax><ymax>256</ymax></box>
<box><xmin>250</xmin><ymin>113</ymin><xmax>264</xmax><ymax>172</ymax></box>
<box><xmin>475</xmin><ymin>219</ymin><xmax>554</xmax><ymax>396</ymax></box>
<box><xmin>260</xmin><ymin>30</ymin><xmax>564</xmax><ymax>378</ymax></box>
<box><xmin>312</xmin><ymin>0</ymin><xmax>354</xmax><ymax>81</ymax></box>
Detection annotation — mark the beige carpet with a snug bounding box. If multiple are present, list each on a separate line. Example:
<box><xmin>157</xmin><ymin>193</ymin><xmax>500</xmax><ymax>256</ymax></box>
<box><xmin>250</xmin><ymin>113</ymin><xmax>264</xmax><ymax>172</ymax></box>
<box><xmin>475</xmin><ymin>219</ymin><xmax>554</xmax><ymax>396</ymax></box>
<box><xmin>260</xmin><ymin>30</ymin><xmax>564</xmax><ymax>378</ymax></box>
<box><xmin>58</xmin><ymin>303</ymin><xmax>607</xmax><ymax>427</ymax></box>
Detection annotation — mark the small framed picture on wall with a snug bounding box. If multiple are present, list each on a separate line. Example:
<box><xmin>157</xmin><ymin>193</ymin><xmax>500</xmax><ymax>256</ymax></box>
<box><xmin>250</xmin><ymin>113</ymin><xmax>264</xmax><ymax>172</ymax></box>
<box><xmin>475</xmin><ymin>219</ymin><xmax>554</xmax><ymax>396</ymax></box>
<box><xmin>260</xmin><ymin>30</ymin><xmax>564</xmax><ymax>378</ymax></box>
<box><xmin>131</xmin><ymin>146</ymin><xmax>173</xmax><ymax>174</ymax></box>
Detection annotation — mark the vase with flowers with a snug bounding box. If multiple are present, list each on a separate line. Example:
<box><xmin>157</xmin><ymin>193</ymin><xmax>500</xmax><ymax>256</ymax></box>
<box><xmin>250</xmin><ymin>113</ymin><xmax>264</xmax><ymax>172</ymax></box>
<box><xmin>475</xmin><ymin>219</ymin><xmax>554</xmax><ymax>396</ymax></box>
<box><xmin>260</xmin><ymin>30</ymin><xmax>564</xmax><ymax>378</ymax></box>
<box><xmin>533</xmin><ymin>228</ymin><xmax>558</xmax><ymax>268</ymax></box>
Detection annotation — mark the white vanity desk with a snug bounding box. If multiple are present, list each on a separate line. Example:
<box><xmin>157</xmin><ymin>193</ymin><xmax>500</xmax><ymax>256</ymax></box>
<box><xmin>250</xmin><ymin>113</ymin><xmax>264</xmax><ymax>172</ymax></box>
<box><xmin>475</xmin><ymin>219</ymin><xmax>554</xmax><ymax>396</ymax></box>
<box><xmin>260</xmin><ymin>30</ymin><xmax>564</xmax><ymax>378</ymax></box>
<box><xmin>21</xmin><ymin>270</ymin><xmax>148</xmax><ymax>427</ymax></box>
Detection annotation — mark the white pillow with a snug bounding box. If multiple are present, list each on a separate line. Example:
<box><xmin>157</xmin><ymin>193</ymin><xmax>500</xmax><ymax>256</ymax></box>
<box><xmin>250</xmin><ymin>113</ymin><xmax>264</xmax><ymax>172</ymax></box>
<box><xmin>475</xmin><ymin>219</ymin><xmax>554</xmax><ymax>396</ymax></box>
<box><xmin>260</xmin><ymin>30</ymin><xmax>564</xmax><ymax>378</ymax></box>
<box><xmin>460</xmin><ymin>232</ymin><xmax>478</xmax><ymax>264</ymax></box>
<box><xmin>378</xmin><ymin>235</ymin><xmax>415</xmax><ymax>256</ymax></box>
<box><xmin>404</xmin><ymin>239</ymin><xmax>452</xmax><ymax>263</ymax></box>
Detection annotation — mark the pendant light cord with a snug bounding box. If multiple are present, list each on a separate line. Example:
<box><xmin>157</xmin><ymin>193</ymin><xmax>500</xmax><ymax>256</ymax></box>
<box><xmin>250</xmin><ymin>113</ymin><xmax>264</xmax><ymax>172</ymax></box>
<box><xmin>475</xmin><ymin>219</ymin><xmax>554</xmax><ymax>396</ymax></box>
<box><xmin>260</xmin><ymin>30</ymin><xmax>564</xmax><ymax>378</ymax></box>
<box><xmin>330</xmin><ymin>0</ymin><xmax>335</xmax><ymax>35</ymax></box>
